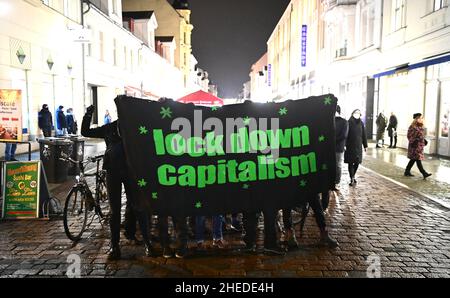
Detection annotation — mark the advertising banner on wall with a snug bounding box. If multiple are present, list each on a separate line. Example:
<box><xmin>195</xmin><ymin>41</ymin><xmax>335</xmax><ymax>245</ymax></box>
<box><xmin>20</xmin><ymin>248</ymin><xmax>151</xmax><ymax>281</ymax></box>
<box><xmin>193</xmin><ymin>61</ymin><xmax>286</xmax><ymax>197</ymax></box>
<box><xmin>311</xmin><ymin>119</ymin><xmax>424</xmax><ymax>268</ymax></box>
<box><xmin>0</xmin><ymin>89</ymin><xmax>23</xmax><ymax>142</ymax></box>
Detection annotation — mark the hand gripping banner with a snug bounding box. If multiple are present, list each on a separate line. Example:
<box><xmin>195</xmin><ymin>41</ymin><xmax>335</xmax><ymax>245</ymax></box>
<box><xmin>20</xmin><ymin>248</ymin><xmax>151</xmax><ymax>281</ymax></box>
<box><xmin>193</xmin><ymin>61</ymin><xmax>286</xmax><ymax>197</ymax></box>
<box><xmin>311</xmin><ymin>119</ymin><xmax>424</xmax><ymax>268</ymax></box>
<box><xmin>115</xmin><ymin>94</ymin><xmax>337</xmax><ymax>216</ymax></box>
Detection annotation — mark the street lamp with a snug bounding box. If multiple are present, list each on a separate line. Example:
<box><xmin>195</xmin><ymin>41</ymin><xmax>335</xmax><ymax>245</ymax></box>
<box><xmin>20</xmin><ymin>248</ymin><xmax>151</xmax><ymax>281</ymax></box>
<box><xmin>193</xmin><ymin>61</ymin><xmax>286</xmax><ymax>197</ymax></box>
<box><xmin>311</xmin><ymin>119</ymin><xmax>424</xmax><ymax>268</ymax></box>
<box><xmin>80</xmin><ymin>0</ymin><xmax>91</xmax><ymax>113</ymax></box>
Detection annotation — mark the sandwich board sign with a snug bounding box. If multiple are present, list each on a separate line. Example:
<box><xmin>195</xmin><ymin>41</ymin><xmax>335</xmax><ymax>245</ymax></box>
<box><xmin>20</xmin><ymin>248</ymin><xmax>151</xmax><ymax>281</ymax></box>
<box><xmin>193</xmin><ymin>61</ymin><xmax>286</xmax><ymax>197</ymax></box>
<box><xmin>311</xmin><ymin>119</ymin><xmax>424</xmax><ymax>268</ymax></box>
<box><xmin>2</xmin><ymin>161</ymin><xmax>41</xmax><ymax>219</ymax></box>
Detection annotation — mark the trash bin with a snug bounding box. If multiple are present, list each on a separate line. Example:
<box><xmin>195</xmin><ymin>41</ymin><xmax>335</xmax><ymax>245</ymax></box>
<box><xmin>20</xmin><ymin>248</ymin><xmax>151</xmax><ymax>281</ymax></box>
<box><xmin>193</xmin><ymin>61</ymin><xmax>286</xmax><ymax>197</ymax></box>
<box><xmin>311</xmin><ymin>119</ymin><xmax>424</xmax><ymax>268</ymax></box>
<box><xmin>37</xmin><ymin>138</ymin><xmax>72</xmax><ymax>183</ymax></box>
<box><xmin>62</xmin><ymin>135</ymin><xmax>86</xmax><ymax>176</ymax></box>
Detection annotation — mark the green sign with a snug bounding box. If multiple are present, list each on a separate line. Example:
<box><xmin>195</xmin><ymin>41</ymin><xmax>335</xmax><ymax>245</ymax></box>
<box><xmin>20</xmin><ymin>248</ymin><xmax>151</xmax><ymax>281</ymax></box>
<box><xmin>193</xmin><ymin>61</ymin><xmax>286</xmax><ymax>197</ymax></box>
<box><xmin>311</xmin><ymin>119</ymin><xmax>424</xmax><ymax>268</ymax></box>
<box><xmin>2</xmin><ymin>161</ymin><xmax>41</xmax><ymax>219</ymax></box>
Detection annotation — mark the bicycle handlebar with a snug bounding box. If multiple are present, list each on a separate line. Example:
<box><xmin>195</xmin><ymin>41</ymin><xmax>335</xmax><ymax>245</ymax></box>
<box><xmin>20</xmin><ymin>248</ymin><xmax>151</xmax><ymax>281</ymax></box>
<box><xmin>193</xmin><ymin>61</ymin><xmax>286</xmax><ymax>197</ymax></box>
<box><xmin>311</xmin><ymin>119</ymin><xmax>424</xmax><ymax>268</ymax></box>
<box><xmin>59</xmin><ymin>153</ymin><xmax>104</xmax><ymax>165</ymax></box>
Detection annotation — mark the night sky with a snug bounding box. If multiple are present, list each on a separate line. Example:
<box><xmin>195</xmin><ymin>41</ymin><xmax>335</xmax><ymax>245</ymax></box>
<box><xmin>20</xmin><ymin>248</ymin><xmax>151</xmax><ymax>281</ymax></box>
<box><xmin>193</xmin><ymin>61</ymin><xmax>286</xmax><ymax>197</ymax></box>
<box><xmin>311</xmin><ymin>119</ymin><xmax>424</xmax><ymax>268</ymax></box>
<box><xmin>189</xmin><ymin>0</ymin><xmax>291</xmax><ymax>98</ymax></box>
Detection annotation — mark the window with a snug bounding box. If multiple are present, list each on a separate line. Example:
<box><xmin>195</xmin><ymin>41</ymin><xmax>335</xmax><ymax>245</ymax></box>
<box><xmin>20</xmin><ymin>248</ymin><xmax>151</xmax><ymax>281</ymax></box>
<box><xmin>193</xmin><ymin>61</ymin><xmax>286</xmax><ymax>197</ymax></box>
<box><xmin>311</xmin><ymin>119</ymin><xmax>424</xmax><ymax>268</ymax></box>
<box><xmin>112</xmin><ymin>0</ymin><xmax>118</xmax><ymax>15</ymax></box>
<box><xmin>113</xmin><ymin>39</ymin><xmax>117</xmax><ymax>66</ymax></box>
<box><xmin>434</xmin><ymin>0</ymin><xmax>446</xmax><ymax>11</ymax></box>
<box><xmin>87</xmin><ymin>26</ymin><xmax>92</xmax><ymax>57</ymax></box>
<box><xmin>130</xmin><ymin>50</ymin><xmax>134</xmax><ymax>72</ymax></box>
<box><xmin>359</xmin><ymin>1</ymin><xmax>375</xmax><ymax>49</ymax></box>
<box><xmin>89</xmin><ymin>0</ymin><xmax>109</xmax><ymax>15</ymax></box>
<box><xmin>124</xmin><ymin>46</ymin><xmax>127</xmax><ymax>69</ymax></box>
<box><xmin>319</xmin><ymin>16</ymin><xmax>325</xmax><ymax>50</ymax></box>
<box><xmin>392</xmin><ymin>0</ymin><xmax>406</xmax><ymax>31</ymax></box>
<box><xmin>99</xmin><ymin>31</ymin><xmax>104</xmax><ymax>61</ymax></box>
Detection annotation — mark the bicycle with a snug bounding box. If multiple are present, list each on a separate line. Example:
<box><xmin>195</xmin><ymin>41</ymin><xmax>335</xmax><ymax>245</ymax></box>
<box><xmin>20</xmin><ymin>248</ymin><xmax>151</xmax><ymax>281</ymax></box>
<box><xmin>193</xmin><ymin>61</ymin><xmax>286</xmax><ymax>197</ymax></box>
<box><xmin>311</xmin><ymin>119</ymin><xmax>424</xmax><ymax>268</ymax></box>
<box><xmin>61</xmin><ymin>152</ymin><xmax>108</xmax><ymax>241</ymax></box>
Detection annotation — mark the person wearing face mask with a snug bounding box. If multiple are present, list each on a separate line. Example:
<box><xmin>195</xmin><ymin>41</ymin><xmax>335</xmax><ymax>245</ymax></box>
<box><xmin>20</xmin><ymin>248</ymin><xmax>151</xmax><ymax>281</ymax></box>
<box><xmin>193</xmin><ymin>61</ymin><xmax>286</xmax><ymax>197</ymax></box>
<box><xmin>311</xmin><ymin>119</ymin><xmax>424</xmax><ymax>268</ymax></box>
<box><xmin>344</xmin><ymin>109</ymin><xmax>368</xmax><ymax>186</ymax></box>
<box><xmin>404</xmin><ymin>113</ymin><xmax>432</xmax><ymax>179</ymax></box>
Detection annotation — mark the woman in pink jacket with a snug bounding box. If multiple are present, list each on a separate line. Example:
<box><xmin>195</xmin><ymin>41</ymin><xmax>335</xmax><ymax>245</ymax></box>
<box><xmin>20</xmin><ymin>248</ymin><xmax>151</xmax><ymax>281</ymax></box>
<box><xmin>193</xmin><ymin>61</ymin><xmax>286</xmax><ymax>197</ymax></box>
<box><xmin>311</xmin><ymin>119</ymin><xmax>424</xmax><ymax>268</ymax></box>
<box><xmin>404</xmin><ymin>113</ymin><xmax>432</xmax><ymax>179</ymax></box>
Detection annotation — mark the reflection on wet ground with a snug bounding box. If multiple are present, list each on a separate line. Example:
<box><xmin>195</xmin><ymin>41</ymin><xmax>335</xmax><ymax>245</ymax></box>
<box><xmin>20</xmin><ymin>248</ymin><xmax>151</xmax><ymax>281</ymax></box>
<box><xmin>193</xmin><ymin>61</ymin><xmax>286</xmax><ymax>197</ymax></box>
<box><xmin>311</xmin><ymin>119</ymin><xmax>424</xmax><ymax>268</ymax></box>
<box><xmin>364</xmin><ymin>145</ymin><xmax>450</xmax><ymax>206</ymax></box>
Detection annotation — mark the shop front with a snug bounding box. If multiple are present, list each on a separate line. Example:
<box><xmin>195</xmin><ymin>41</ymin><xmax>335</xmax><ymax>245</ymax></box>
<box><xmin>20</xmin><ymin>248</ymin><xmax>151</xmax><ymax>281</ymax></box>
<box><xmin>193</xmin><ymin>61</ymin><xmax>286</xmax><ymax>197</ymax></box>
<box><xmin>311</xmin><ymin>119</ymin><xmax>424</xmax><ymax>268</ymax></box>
<box><xmin>374</xmin><ymin>56</ymin><xmax>450</xmax><ymax>157</ymax></box>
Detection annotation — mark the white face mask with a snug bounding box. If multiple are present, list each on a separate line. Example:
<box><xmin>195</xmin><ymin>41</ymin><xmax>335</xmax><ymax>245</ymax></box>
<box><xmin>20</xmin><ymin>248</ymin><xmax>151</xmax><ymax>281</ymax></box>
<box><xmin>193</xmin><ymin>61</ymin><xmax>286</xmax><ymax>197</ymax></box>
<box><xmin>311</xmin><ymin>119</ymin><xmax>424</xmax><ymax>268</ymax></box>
<box><xmin>353</xmin><ymin>113</ymin><xmax>361</xmax><ymax>119</ymax></box>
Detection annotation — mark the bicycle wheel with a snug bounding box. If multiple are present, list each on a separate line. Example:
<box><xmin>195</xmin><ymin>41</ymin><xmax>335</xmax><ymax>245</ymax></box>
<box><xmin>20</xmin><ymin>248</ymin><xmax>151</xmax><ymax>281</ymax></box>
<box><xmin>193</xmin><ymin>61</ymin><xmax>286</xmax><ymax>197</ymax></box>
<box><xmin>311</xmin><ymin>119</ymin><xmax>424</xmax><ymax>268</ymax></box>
<box><xmin>63</xmin><ymin>187</ymin><xmax>88</xmax><ymax>241</ymax></box>
<box><xmin>96</xmin><ymin>171</ymin><xmax>109</xmax><ymax>220</ymax></box>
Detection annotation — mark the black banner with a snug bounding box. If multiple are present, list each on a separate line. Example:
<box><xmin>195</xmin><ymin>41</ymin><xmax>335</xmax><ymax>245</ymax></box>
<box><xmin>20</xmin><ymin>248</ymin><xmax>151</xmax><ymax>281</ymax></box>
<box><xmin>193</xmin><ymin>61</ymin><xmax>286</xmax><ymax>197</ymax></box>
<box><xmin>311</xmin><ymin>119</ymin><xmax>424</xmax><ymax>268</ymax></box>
<box><xmin>116</xmin><ymin>94</ymin><xmax>337</xmax><ymax>216</ymax></box>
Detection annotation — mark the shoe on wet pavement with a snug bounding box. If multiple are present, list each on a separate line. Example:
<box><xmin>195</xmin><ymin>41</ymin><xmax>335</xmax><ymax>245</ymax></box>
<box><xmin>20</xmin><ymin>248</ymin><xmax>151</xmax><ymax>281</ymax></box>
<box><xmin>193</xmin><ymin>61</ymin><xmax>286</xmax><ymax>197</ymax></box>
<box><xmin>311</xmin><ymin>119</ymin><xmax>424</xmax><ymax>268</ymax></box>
<box><xmin>319</xmin><ymin>232</ymin><xmax>338</xmax><ymax>248</ymax></box>
<box><xmin>163</xmin><ymin>246</ymin><xmax>173</xmax><ymax>258</ymax></box>
<box><xmin>423</xmin><ymin>173</ymin><xmax>432</xmax><ymax>179</ymax></box>
<box><xmin>212</xmin><ymin>239</ymin><xmax>226</xmax><ymax>249</ymax></box>
<box><xmin>107</xmin><ymin>245</ymin><xmax>121</xmax><ymax>261</ymax></box>
<box><xmin>264</xmin><ymin>245</ymin><xmax>286</xmax><ymax>256</ymax></box>
<box><xmin>175</xmin><ymin>246</ymin><xmax>189</xmax><ymax>259</ymax></box>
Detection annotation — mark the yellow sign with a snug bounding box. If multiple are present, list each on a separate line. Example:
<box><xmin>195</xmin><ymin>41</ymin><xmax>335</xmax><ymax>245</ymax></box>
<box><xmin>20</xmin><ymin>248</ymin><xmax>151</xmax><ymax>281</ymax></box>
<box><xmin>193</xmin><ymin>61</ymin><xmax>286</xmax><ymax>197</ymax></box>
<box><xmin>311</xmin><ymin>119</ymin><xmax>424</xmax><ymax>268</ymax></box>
<box><xmin>0</xmin><ymin>89</ymin><xmax>22</xmax><ymax>142</ymax></box>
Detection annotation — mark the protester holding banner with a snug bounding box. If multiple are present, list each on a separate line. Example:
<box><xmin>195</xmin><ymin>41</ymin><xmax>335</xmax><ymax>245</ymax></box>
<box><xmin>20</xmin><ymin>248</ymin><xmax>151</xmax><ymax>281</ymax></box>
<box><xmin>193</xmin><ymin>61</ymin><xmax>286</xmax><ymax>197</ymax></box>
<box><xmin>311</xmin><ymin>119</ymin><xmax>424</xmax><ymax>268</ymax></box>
<box><xmin>38</xmin><ymin>104</ymin><xmax>53</xmax><ymax>137</ymax></box>
<box><xmin>243</xmin><ymin>210</ymin><xmax>285</xmax><ymax>255</ymax></box>
<box><xmin>305</xmin><ymin>194</ymin><xmax>338</xmax><ymax>248</ymax></box>
<box><xmin>195</xmin><ymin>215</ymin><xmax>226</xmax><ymax>250</ymax></box>
<box><xmin>345</xmin><ymin>109</ymin><xmax>368</xmax><ymax>187</ymax></box>
<box><xmin>158</xmin><ymin>215</ymin><xmax>189</xmax><ymax>258</ymax></box>
<box><xmin>115</xmin><ymin>94</ymin><xmax>340</xmax><ymax>257</ymax></box>
<box><xmin>281</xmin><ymin>209</ymin><xmax>299</xmax><ymax>250</ymax></box>
<box><xmin>81</xmin><ymin>105</ymin><xmax>154</xmax><ymax>260</ymax></box>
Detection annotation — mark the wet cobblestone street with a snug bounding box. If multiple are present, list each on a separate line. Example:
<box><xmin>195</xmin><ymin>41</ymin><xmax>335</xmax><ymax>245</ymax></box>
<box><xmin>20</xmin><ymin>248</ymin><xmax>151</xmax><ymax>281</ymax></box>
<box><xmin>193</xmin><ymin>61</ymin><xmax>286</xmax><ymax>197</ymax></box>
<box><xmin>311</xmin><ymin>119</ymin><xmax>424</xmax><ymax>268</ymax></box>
<box><xmin>1</xmin><ymin>161</ymin><xmax>450</xmax><ymax>278</ymax></box>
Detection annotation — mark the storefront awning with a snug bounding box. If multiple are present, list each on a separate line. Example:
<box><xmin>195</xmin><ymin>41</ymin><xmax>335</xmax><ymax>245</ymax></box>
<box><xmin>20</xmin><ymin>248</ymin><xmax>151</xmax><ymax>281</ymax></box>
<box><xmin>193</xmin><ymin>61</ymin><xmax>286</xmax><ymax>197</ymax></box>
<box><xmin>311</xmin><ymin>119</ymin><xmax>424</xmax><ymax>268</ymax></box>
<box><xmin>373</xmin><ymin>53</ymin><xmax>450</xmax><ymax>79</ymax></box>
<box><xmin>177</xmin><ymin>90</ymin><xmax>223</xmax><ymax>106</ymax></box>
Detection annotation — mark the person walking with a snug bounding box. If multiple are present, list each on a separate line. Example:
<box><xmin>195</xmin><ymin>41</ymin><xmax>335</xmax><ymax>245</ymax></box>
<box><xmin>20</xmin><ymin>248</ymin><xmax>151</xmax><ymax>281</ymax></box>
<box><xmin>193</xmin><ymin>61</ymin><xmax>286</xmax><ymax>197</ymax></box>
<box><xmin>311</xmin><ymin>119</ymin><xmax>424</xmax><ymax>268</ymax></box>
<box><xmin>404</xmin><ymin>113</ymin><xmax>432</xmax><ymax>179</ymax></box>
<box><xmin>38</xmin><ymin>104</ymin><xmax>53</xmax><ymax>137</ymax></box>
<box><xmin>333</xmin><ymin>105</ymin><xmax>349</xmax><ymax>191</ymax></box>
<box><xmin>56</xmin><ymin>105</ymin><xmax>68</xmax><ymax>136</ymax></box>
<box><xmin>375</xmin><ymin>112</ymin><xmax>387</xmax><ymax>148</ymax></box>
<box><xmin>387</xmin><ymin>112</ymin><xmax>398</xmax><ymax>148</ymax></box>
<box><xmin>81</xmin><ymin>105</ymin><xmax>154</xmax><ymax>260</ymax></box>
<box><xmin>320</xmin><ymin>105</ymin><xmax>349</xmax><ymax>214</ymax></box>
<box><xmin>344</xmin><ymin>109</ymin><xmax>368</xmax><ymax>186</ymax></box>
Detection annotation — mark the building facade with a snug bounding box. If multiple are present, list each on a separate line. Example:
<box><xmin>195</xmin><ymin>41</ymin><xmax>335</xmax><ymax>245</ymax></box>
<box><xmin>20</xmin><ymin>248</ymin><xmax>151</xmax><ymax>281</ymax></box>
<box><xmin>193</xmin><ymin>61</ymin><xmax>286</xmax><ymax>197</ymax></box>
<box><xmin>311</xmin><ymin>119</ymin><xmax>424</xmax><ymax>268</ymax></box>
<box><xmin>122</xmin><ymin>0</ymin><xmax>194</xmax><ymax>89</ymax></box>
<box><xmin>249</xmin><ymin>53</ymin><xmax>270</xmax><ymax>103</ymax></box>
<box><xmin>266</xmin><ymin>0</ymin><xmax>450</xmax><ymax>156</ymax></box>
<box><xmin>0</xmin><ymin>0</ymin><xmax>202</xmax><ymax>142</ymax></box>
<box><xmin>0</xmin><ymin>0</ymin><xmax>83</xmax><ymax>139</ymax></box>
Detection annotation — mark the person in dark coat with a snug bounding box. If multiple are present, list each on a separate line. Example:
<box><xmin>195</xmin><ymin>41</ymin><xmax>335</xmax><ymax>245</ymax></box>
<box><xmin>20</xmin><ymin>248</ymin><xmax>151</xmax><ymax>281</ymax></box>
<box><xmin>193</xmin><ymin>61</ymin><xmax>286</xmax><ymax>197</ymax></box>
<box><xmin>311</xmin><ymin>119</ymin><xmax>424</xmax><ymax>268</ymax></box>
<box><xmin>65</xmin><ymin>108</ymin><xmax>77</xmax><ymax>134</ymax></box>
<box><xmin>387</xmin><ymin>112</ymin><xmax>398</xmax><ymax>148</ymax></box>
<box><xmin>321</xmin><ymin>105</ymin><xmax>348</xmax><ymax>212</ymax></box>
<box><xmin>375</xmin><ymin>112</ymin><xmax>387</xmax><ymax>148</ymax></box>
<box><xmin>404</xmin><ymin>113</ymin><xmax>432</xmax><ymax>179</ymax></box>
<box><xmin>344</xmin><ymin>109</ymin><xmax>368</xmax><ymax>186</ymax></box>
<box><xmin>38</xmin><ymin>104</ymin><xmax>53</xmax><ymax>137</ymax></box>
<box><xmin>56</xmin><ymin>105</ymin><xmax>67</xmax><ymax>136</ymax></box>
<box><xmin>333</xmin><ymin>105</ymin><xmax>349</xmax><ymax>190</ymax></box>
<box><xmin>81</xmin><ymin>105</ymin><xmax>154</xmax><ymax>260</ymax></box>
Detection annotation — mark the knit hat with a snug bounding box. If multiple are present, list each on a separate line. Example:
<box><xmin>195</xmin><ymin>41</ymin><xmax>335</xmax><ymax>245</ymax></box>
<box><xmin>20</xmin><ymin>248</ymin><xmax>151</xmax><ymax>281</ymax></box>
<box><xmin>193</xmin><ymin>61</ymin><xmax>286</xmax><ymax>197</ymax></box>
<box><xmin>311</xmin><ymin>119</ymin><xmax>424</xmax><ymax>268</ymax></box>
<box><xmin>413</xmin><ymin>113</ymin><xmax>422</xmax><ymax>119</ymax></box>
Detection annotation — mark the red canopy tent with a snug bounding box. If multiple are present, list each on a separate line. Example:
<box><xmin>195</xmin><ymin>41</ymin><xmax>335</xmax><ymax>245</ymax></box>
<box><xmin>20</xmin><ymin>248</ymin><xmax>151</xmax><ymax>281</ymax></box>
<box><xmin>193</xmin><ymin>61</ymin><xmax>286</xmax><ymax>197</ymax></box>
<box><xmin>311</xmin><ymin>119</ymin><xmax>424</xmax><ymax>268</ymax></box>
<box><xmin>177</xmin><ymin>90</ymin><xmax>223</xmax><ymax>106</ymax></box>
